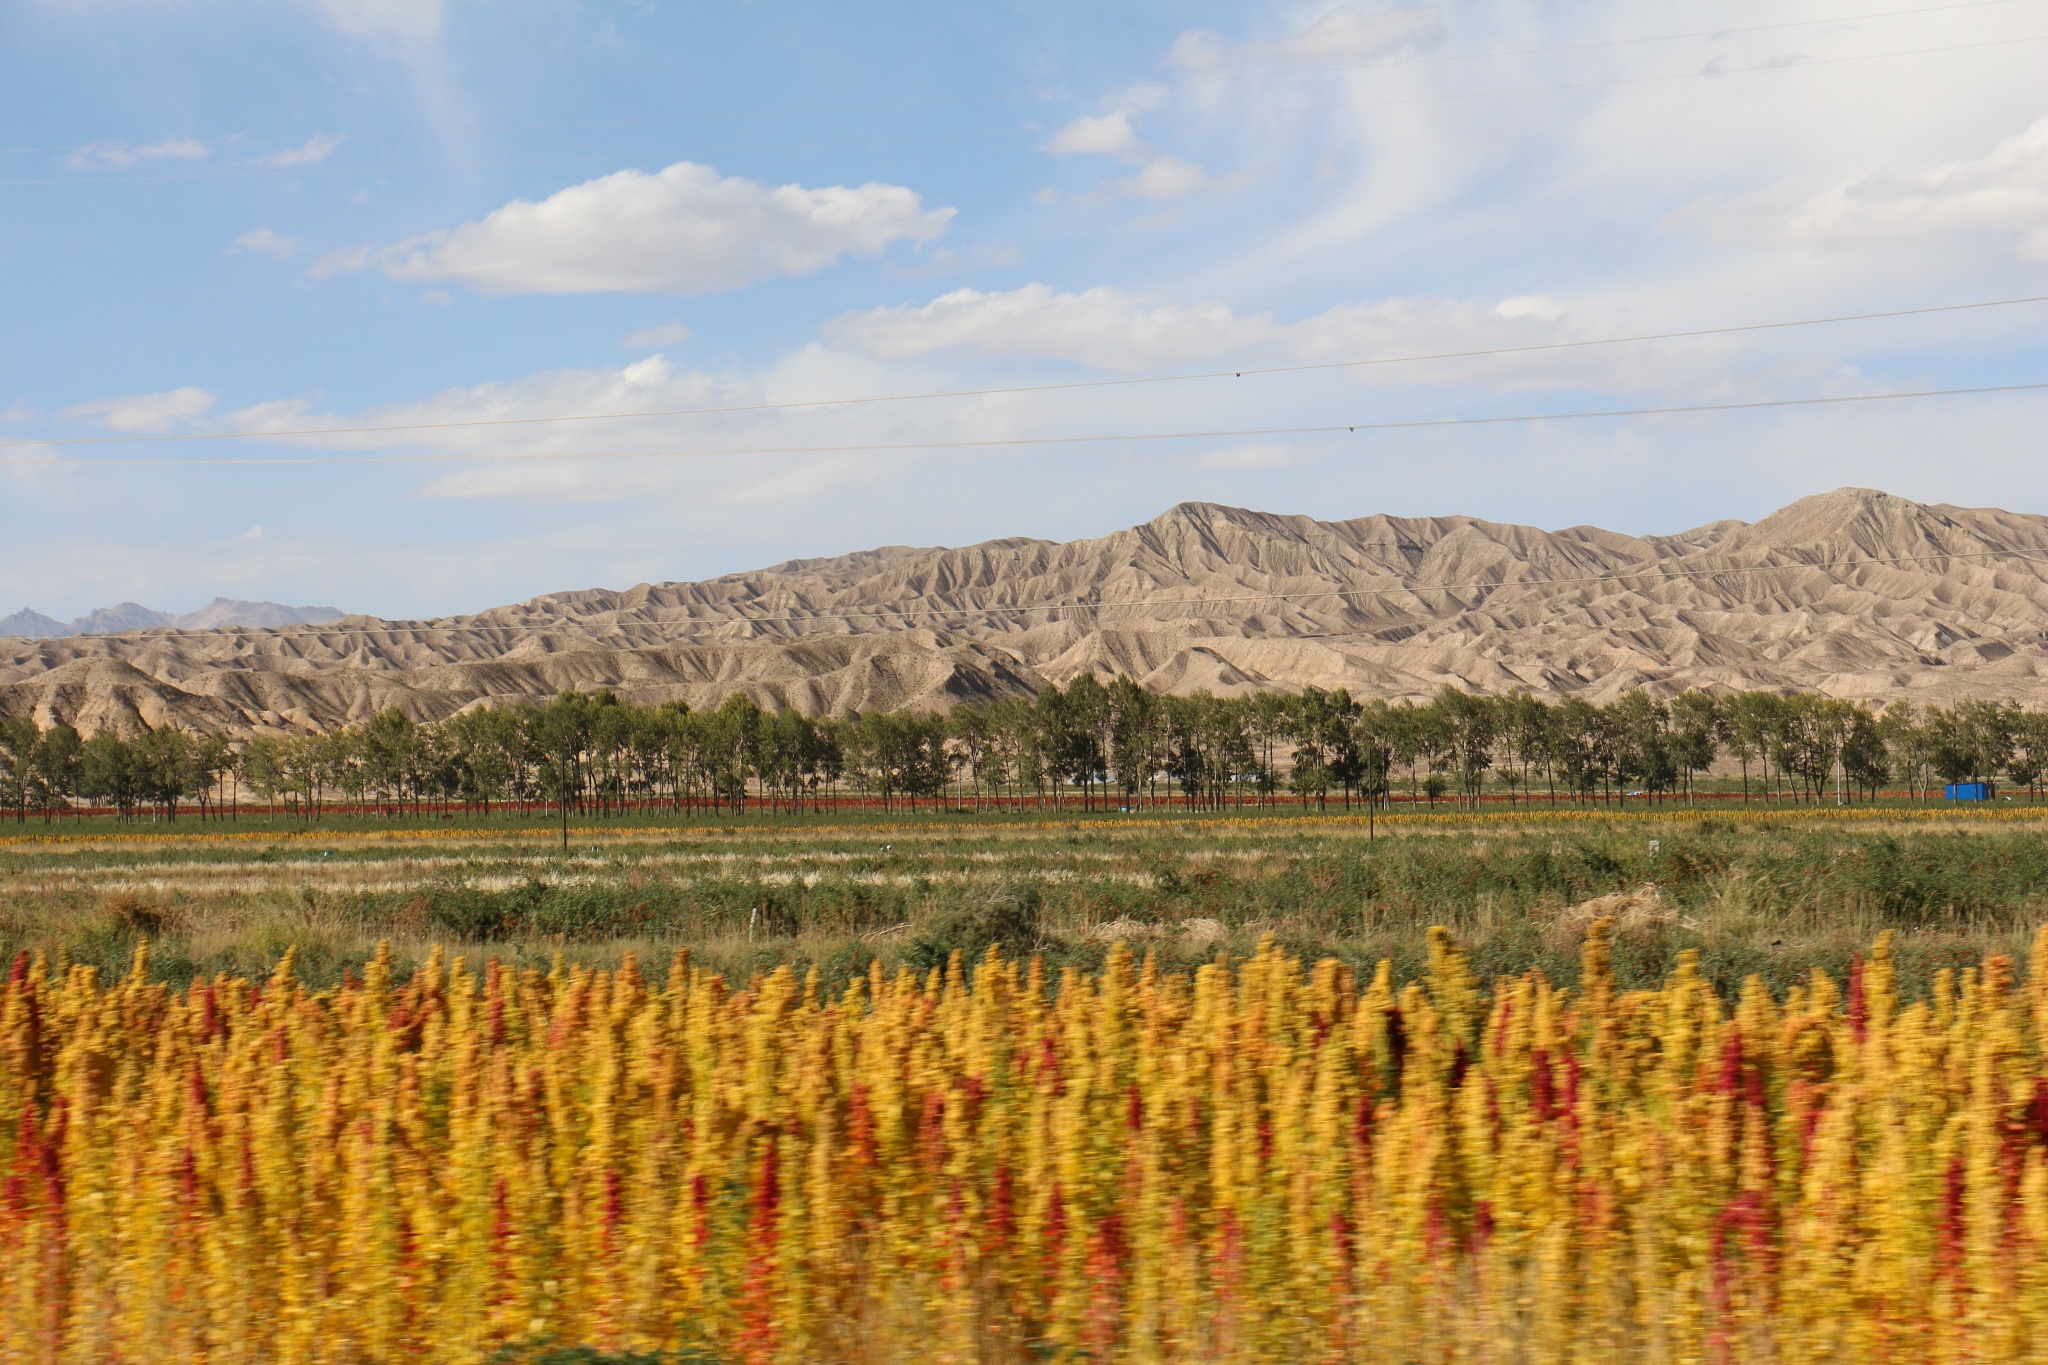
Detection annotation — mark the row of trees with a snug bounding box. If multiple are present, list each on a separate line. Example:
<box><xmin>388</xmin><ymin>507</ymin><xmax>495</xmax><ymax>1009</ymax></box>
<box><xmin>0</xmin><ymin>718</ymin><xmax>238</xmax><ymax>823</ymax></box>
<box><xmin>3</xmin><ymin>682</ymin><xmax>2046</xmax><ymax>823</ymax></box>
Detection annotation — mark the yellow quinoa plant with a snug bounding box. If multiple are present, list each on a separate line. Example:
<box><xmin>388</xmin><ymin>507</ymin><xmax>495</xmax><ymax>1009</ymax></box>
<box><xmin>5</xmin><ymin>924</ymin><xmax>2048</xmax><ymax>1363</ymax></box>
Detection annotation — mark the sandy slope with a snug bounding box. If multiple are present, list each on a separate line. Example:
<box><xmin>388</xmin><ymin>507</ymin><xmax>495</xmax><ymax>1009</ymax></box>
<box><xmin>5</xmin><ymin>487</ymin><xmax>2045</xmax><ymax>735</ymax></box>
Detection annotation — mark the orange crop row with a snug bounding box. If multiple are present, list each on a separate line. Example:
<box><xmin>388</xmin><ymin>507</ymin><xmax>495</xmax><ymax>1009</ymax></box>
<box><xmin>5</xmin><ymin>924</ymin><xmax>2048</xmax><ymax>1363</ymax></box>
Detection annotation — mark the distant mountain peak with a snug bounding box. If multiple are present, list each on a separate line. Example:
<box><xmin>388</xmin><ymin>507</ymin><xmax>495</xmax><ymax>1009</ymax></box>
<box><xmin>0</xmin><ymin>599</ymin><xmax>348</xmax><ymax>640</ymax></box>
<box><xmin>1722</xmin><ymin>485</ymin><xmax>2002</xmax><ymax>559</ymax></box>
<box><xmin>172</xmin><ymin>599</ymin><xmax>348</xmax><ymax>631</ymax></box>
<box><xmin>0</xmin><ymin>608</ymin><xmax>68</xmax><ymax>639</ymax></box>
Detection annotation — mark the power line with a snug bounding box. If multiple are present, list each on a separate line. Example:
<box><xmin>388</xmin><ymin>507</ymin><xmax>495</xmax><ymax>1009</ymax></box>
<box><xmin>13</xmin><ymin>546</ymin><xmax>2047</xmax><ymax>646</ymax></box>
<box><xmin>7</xmin><ymin>0</ymin><xmax>2027</xmax><ymax>159</ymax></box>
<box><xmin>11</xmin><ymin>293</ymin><xmax>2045</xmax><ymax>450</ymax></box>
<box><xmin>10</xmin><ymin>29</ymin><xmax>2044</xmax><ymax>186</ymax></box>
<box><xmin>2</xmin><ymin>381</ymin><xmax>2040</xmax><ymax>469</ymax></box>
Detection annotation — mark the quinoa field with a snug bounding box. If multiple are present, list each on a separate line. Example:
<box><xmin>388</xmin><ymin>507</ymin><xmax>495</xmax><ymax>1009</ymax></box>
<box><xmin>3</xmin><ymin>805</ymin><xmax>2047</xmax><ymax>1362</ymax></box>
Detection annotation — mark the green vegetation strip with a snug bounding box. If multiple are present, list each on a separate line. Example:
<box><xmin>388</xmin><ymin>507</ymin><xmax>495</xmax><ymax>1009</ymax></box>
<box><xmin>4</xmin><ymin>806</ymin><xmax>2043</xmax><ymax>1006</ymax></box>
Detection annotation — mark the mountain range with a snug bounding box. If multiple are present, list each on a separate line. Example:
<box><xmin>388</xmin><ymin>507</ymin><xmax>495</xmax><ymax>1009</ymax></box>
<box><xmin>2</xmin><ymin>487</ymin><xmax>2044</xmax><ymax>736</ymax></box>
<box><xmin>0</xmin><ymin>598</ymin><xmax>345</xmax><ymax>639</ymax></box>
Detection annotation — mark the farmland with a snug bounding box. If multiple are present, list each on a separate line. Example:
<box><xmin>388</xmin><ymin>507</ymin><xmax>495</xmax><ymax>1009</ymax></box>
<box><xmin>5</xmin><ymin>803</ymin><xmax>2045</xmax><ymax>999</ymax></box>
<box><xmin>6</xmin><ymin>803</ymin><xmax>2048</xmax><ymax>1363</ymax></box>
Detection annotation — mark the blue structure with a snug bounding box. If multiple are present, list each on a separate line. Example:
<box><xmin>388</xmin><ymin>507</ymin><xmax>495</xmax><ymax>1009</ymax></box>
<box><xmin>1946</xmin><ymin>782</ymin><xmax>1993</xmax><ymax>802</ymax></box>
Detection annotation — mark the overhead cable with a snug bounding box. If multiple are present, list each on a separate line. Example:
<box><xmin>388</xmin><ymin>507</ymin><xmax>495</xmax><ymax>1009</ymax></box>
<box><xmin>8</xmin><ymin>293</ymin><xmax>2045</xmax><ymax>451</ymax></box>
<box><xmin>0</xmin><ymin>381</ymin><xmax>2039</xmax><ymax>469</ymax></box>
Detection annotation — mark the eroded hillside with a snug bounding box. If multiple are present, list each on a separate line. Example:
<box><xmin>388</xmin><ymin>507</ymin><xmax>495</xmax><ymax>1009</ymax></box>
<box><xmin>5</xmin><ymin>487</ymin><xmax>2045</xmax><ymax>734</ymax></box>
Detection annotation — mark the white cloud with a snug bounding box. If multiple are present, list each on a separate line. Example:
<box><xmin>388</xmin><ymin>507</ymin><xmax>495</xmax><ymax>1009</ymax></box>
<box><xmin>293</xmin><ymin>3</ymin><xmax>455</xmax><ymax>161</ymax></box>
<box><xmin>1042</xmin><ymin>105</ymin><xmax>1244</xmax><ymax>201</ymax></box>
<box><xmin>63</xmin><ymin>387</ymin><xmax>216</xmax><ymax>433</ymax></box>
<box><xmin>379</xmin><ymin>353</ymin><xmax>849</xmax><ymax>503</ymax></box>
<box><xmin>618</xmin><ymin>356</ymin><xmax>671</xmax><ymax>386</ymax></box>
<box><xmin>1495</xmin><ymin>295</ymin><xmax>1566</xmax><ymax>322</ymax></box>
<box><xmin>265</xmin><ymin>133</ymin><xmax>345</xmax><ymax>168</ymax></box>
<box><xmin>227</xmin><ymin>228</ymin><xmax>300</xmax><ymax>258</ymax></box>
<box><xmin>307</xmin><ymin>245</ymin><xmax>372</xmax><ymax>279</ymax></box>
<box><xmin>1163</xmin><ymin>30</ymin><xmax>1227</xmax><ymax>72</ymax></box>
<box><xmin>242</xmin><ymin>525</ymin><xmax>264</xmax><ymax>540</ymax></box>
<box><xmin>1189</xmin><ymin>4</ymin><xmax>2048</xmax><ymax>298</ymax></box>
<box><xmin>365</xmin><ymin>161</ymin><xmax>954</xmax><ymax>296</ymax></box>
<box><xmin>826</xmin><ymin>284</ymin><xmax>1277</xmax><ymax>370</ymax></box>
<box><xmin>1167</xmin><ymin>5</ymin><xmax>1442</xmax><ymax>72</ymax></box>
<box><xmin>622</xmin><ymin>323</ymin><xmax>694</xmax><ymax>347</ymax></box>
<box><xmin>0</xmin><ymin>440</ymin><xmax>75</xmax><ymax>499</ymax></box>
<box><xmin>123</xmin><ymin>239</ymin><xmax>2034</xmax><ymax>563</ymax></box>
<box><xmin>1770</xmin><ymin>116</ymin><xmax>2048</xmax><ymax>261</ymax></box>
<box><xmin>66</xmin><ymin>137</ymin><xmax>207</xmax><ymax>171</ymax></box>
<box><xmin>223</xmin><ymin>398</ymin><xmax>317</xmax><ymax>433</ymax></box>
<box><xmin>237</xmin><ymin>341</ymin><xmax>1069</xmax><ymax>510</ymax></box>
<box><xmin>1112</xmin><ymin>156</ymin><xmax>1251</xmax><ymax>200</ymax></box>
<box><xmin>313</xmin><ymin>0</ymin><xmax>442</xmax><ymax>44</ymax></box>
<box><xmin>822</xmin><ymin>281</ymin><xmax>1786</xmax><ymax>396</ymax></box>
<box><xmin>1045</xmin><ymin>112</ymin><xmax>1148</xmax><ymax>161</ymax></box>
<box><xmin>1258</xmin><ymin>5</ymin><xmax>1443</xmax><ymax>66</ymax></box>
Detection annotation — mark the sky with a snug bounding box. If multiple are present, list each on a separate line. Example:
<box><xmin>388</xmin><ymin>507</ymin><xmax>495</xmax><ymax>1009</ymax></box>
<box><xmin>2</xmin><ymin>0</ymin><xmax>2045</xmax><ymax>621</ymax></box>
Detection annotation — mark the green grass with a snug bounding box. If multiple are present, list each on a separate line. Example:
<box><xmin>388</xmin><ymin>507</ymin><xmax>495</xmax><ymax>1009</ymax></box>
<box><xmin>3</xmin><ymin>804</ymin><xmax>2043</xmax><ymax>1002</ymax></box>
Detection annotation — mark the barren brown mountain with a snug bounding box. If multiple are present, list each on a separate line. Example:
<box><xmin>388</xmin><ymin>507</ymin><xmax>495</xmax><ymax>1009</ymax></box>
<box><xmin>5</xmin><ymin>487</ymin><xmax>2046</xmax><ymax>736</ymax></box>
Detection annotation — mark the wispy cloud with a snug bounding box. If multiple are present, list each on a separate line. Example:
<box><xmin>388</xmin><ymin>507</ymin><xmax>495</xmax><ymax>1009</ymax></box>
<box><xmin>1044</xmin><ymin>112</ymin><xmax>1148</xmax><ymax>161</ymax></box>
<box><xmin>66</xmin><ymin>137</ymin><xmax>208</xmax><ymax>171</ymax></box>
<box><xmin>313</xmin><ymin>0</ymin><xmax>443</xmax><ymax>45</ymax></box>
<box><xmin>1111</xmin><ymin>157</ymin><xmax>1253</xmax><ymax>200</ymax></box>
<box><xmin>63</xmin><ymin>387</ymin><xmax>216</xmax><ymax>433</ymax></box>
<box><xmin>1165</xmin><ymin>4</ymin><xmax>1444</xmax><ymax>72</ymax></box>
<box><xmin>622</xmin><ymin>323</ymin><xmax>694</xmax><ymax>347</ymax></box>
<box><xmin>307</xmin><ymin>246</ymin><xmax>373</xmax><ymax>279</ymax></box>
<box><xmin>1042</xmin><ymin>101</ymin><xmax>1246</xmax><ymax>202</ymax></box>
<box><xmin>826</xmin><ymin>284</ymin><xmax>1275</xmax><ymax>370</ymax></box>
<box><xmin>222</xmin><ymin>397</ymin><xmax>318</xmax><ymax>433</ymax></box>
<box><xmin>265</xmin><ymin>132</ymin><xmax>345</xmax><ymax>168</ymax></box>
<box><xmin>823</xmin><ymin>281</ymin><xmax>1780</xmax><ymax>396</ymax></box>
<box><xmin>1756</xmin><ymin>116</ymin><xmax>2048</xmax><ymax>261</ymax></box>
<box><xmin>227</xmin><ymin>228</ymin><xmax>301</xmax><ymax>259</ymax></box>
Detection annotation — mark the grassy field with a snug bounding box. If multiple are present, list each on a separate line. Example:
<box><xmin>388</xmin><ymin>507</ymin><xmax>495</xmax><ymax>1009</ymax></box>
<box><xmin>4</xmin><ymin>801</ymin><xmax>2044</xmax><ymax>1000</ymax></box>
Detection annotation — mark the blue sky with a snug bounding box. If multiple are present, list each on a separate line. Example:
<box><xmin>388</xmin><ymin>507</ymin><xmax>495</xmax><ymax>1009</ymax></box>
<box><xmin>3</xmin><ymin>0</ymin><xmax>2045</xmax><ymax>620</ymax></box>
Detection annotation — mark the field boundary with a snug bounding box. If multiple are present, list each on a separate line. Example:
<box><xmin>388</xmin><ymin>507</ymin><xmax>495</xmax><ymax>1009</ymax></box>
<box><xmin>4</xmin><ymin>800</ymin><xmax>2044</xmax><ymax>851</ymax></box>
